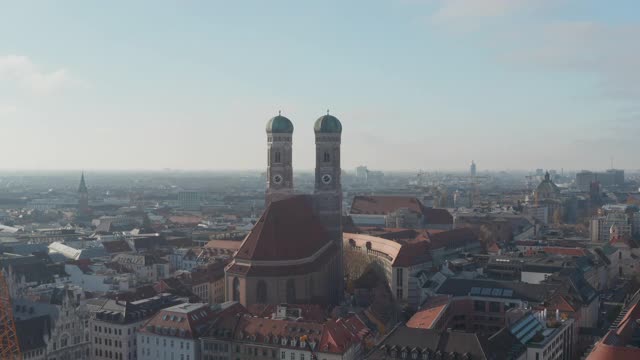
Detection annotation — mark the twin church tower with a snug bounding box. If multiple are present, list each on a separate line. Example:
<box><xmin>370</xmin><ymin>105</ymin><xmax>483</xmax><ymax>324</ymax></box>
<box><xmin>265</xmin><ymin>112</ymin><xmax>343</xmax><ymax>250</ymax></box>
<box><xmin>265</xmin><ymin>111</ymin><xmax>342</xmax><ymax>209</ymax></box>
<box><xmin>225</xmin><ymin>112</ymin><xmax>344</xmax><ymax>306</ymax></box>
<box><xmin>219</xmin><ymin>112</ymin><xmax>344</xmax><ymax>305</ymax></box>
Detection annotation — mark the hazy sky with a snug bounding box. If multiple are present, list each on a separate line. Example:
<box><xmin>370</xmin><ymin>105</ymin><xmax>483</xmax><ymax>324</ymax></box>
<box><xmin>1</xmin><ymin>0</ymin><xmax>639</xmax><ymax>171</ymax></box>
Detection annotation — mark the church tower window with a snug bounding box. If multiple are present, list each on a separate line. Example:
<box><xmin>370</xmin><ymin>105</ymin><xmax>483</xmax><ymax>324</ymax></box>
<box><xmin>256</xmin><ymin>280</ymin><xmax>267</xmax><ymax>303</ymax></box>
<box><xmin>232</xmin><ymin>277</ymin><xmax>240</xmax><ymax>302</ymax></box>
<box><xmin>286</xmin><ymin>279</ymin><xmax>295</xmax><ymax>303</ymax></box>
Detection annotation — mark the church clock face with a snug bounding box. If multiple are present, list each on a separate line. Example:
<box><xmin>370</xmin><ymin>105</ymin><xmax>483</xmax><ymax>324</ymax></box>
<box><xmin>321</xmin><ymin>174</ymin><xmax>332</xmax><ymax>184</ymax></box>
<box><xmin>272</xmin><ymin>174</ymin><xmax>283</xmax><ymax>185</ymax></box>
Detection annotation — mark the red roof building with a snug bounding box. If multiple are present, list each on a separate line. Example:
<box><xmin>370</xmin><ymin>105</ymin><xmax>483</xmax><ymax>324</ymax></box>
<box><xmin>349</xmin><ymin>196</ymin><xmax>453</xmax><ymax>229</ymax></box>
<box><xmin>586</xmin><ymin>290</ymin><xmax>640</xmax><ymax>360</ymax></box>
<box><xmin>225</xmin><ymin>195</ymin><xmax>341</xmax><ymax>307</ymax></box>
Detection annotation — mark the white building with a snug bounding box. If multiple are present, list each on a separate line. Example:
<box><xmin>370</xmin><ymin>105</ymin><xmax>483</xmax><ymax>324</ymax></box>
<box><xmin>590</xmin><ymin>211</ymin><xmax>632</xmax><ymax>242</ymax></box>
<box><xmin>137</xmin><ymin>303</ymin><xmax>215</xmax><ymax>360</ymax></box>
<box><xmin>508</xmin><ymin>311</ymin><xmax>575</xmax><ymax>360</ymax></box>
<box><xmin>13</xmin><ymin>286</ymin><xmax>92</xmax><ymax>360</ymax></box>
<box><xmin>65</xmin><ymin>263</ymin><xmax>135</xmax><ymax>294</ymax></box>
<box><xmin>89</xmin><ymin>294</ymin><xmax>184</xmax><ymax>360</ymax></box>
<box><xmin>112</xmin><ymin>254</ymin><xmax>170</xmax><ymax>282</ymax></box>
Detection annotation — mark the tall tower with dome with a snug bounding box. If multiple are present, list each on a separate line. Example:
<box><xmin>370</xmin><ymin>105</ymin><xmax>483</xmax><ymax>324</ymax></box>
<box><xmin>265</xmin><ymin>113</ymin><xmax>294</xmax><ymax>206</ymax></box>
<box><xmin>224</xmin><ymin>111</ymin><xmax>344</xmax><ymax>307</ymax></box>
<box><xmin>313</xmin><ymin>112</ymin><xmax>344</xmax><ymax>301</ymax></box>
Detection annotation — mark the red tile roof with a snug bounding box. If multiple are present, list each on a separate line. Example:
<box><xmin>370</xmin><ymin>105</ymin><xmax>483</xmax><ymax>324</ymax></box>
<box><xmin>427</xmin><ymin>228</ymin><xmax>478</xmax><ymax>250</ymax></box>
<box><xmin>235</xmin><ymin>195</ymin><xmax>331</xmax><ymax>261</ymax></box>
<box><xmin>586</xmin><ymin>342</ymin><xmax>640</xmax><ymax>360</ymax></box>
<box><xmin>232</xmin><ymin>314</ymin><xmax>362</xmax><ymax>355</ymax></box>
<box><xmin>205</xmin><ymin>239</ymin><xmax>242</xmax><ymax>251</ymax></box>
<box><xmin>350</xmin><ymin>196</ymin><xmax>424</xmax><ymax>215</ymax></box>
<box><xmin>586</xmin><ymin>292</ymin><xmax>640</xmax><ymax>360</ymax></box>
<box><xmin>228</xmin><ymin>243</ymin><xmax>337</xmax><ymax>277</ymax></box>
<box><xmin>139</xmin><ymin>303</ymin><xmax>215</xmax><ymax>339</ymax></box>
<box><xmin>542</xmin><ymin>247</ymin><xmax>588</xmax><ymax>257</ymax></box>
<box><xmin>392</xmin><ymin>240</ymin><xmax>432</xmax><ymax>267</ymax></box>
<box><xmin>406</xmin><ymin>295</ymin><xmax>450</xmax><ymax>329</ymax></box>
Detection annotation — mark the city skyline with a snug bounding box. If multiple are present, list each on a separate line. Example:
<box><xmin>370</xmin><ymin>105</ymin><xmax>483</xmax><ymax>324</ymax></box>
<box><xmin>1</xmin><ymin>0</ymin><xmax>639</xmax><ymax>171</ymax></box>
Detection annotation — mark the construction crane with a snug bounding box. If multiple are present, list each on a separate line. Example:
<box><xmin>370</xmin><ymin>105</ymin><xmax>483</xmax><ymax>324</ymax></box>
<box><xmin>0</xmin><ymin>270</ymin><xmax>22</xmax><ymax>360</ymax></box>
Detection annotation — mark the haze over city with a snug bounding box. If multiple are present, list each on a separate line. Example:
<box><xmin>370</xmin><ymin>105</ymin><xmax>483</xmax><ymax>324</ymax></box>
<box><xmin>4</xmin><ymin>2</ymin><xmax>640</xmax><ymax>360</ymax></box>
<box><xmin>1</xmin><ymin>0</ymin><xmax>639</xmax><ymax>171</ymax></box>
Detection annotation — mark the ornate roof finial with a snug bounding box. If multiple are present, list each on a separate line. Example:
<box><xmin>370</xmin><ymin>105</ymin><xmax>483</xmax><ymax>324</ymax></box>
<box><xmin>327</xmin><ymin>109</ymin><xmax>330</xmax><ymax>115</ymax></box>
<box><xmin>278</xmin><ymin>110</ymin><xmax>281</xmax><ymax>116</ymax></box>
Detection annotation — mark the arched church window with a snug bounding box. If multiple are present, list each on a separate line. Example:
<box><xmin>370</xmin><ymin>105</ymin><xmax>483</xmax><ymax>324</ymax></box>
<box><xmin>232</xmin><ymin>277</ymin><xmax>240</xmax><ymax>302</ymax></box>
<box><xmin>256</xmin><ymin>280</ymin><xmax>267</xmax><ymax>303</ymax></box>
<box><xmin>286</xmin><ymin>279</ymin><xmax>296</xmax><ymax>303</ymax></box>
<box><xmin>275</xmin><ymin>151</ymin><xmax>281</xmax><ymax>163</ymax></box>
<box><xmin>323</xmin><ymin>152</ymin><xmax>330</xmax><ymax>162</ymax></box>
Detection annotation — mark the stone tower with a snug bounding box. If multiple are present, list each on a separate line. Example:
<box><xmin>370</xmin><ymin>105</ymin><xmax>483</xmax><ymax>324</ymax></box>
<box><xmin>313</xmin><ymin>112</ymin><xmax>343</xmax><ymax>303</ymax></box>
<box><xmin>78</xmin><ymin>172</ymin><xmax>89</xmax><ymax>216</ymax></box>
<box><xmin>265</xmin><ymin>113</ymin><xmax>294</xmax><ymax>206</ymax></box>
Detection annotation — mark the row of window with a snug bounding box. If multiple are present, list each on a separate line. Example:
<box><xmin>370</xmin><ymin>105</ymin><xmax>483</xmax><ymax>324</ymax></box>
<box><xmin>139</xmin><ymin>336</ymin><xmax>191</xmax><ymax>350</ymax></box>
<box><xmin>95</xmin><ymin>349</ymin><xmax>124</xmax><ymax>360</ymax></box>
<box><xmin>473</xmin><ymin>300</ymin><xmax>502</xmax><ymax>313</ymax></box>
<box><xmin>139</xmin><ymin>349</ymin><xmax>190</xmax><ymax>360</ymax></box>
<box><xmin>52</xmin><ymin>334</ymin><xmax>89</xmax><ymax>350</ymax></box>
<box><xmin>95</xmin><ymin>337</ymin><xmax>125</xmax><ymax>348</ymax></box>
<box><xmin>203</xmin><ymin>343</ymin><xmax>229</xmax><ymax>352</ymax></box>
<box><xmin>203</xmin><ymin>356</ymin><xmax>228</xmax><ymax>360</ymax></box>
<box><xmin>95</xmin><ymin>325</ymin><xmax>130</xmax><ymax>336</ymax></box>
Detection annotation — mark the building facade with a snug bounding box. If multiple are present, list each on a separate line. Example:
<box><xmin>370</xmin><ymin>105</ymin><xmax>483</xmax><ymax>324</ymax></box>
<box><xmin>89</xmin><ymin>294</ymin><xmax>184</xmax><ymax>360</ymax></box>
<box><xmin>137</xmin><ymin>303</ymin><xmax>215</xmax><ymax>360</ymax></box>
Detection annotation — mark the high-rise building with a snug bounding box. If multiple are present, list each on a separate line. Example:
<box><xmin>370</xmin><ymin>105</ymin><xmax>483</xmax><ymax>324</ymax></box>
<box><xmin>590</xmin><ymin>211</ymin><xmax>632</xmax><ymax>242</ymax></box>
<box><xmin>576</xmin><ymin>169</ymin><xmax>625</xmax><ymax>191</ymax></box>
<box><xmin>470</xmin><ymin>160</ymin><xmax>477</xmax><ymax>177</ymax></box>
<box><xmin>355</xmin><ymin>165</ymin><xmax>368</xmax><ymax>183</ymax></box>
<box><xmin>177</xmin><ymin>191</ymin><xmax>201</xmax><ymax>210</ymax></box>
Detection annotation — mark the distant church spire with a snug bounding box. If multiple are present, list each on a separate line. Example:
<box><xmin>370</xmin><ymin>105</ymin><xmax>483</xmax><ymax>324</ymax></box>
<box><xmin>78</xmin><ymin>172</ymin><xmax>88</xmax><ymax>193</ymax></box>
<box><xmin>78</xmin><ymin>172</ymin><xmax>89</xmax><ymax>218</ymax></box>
